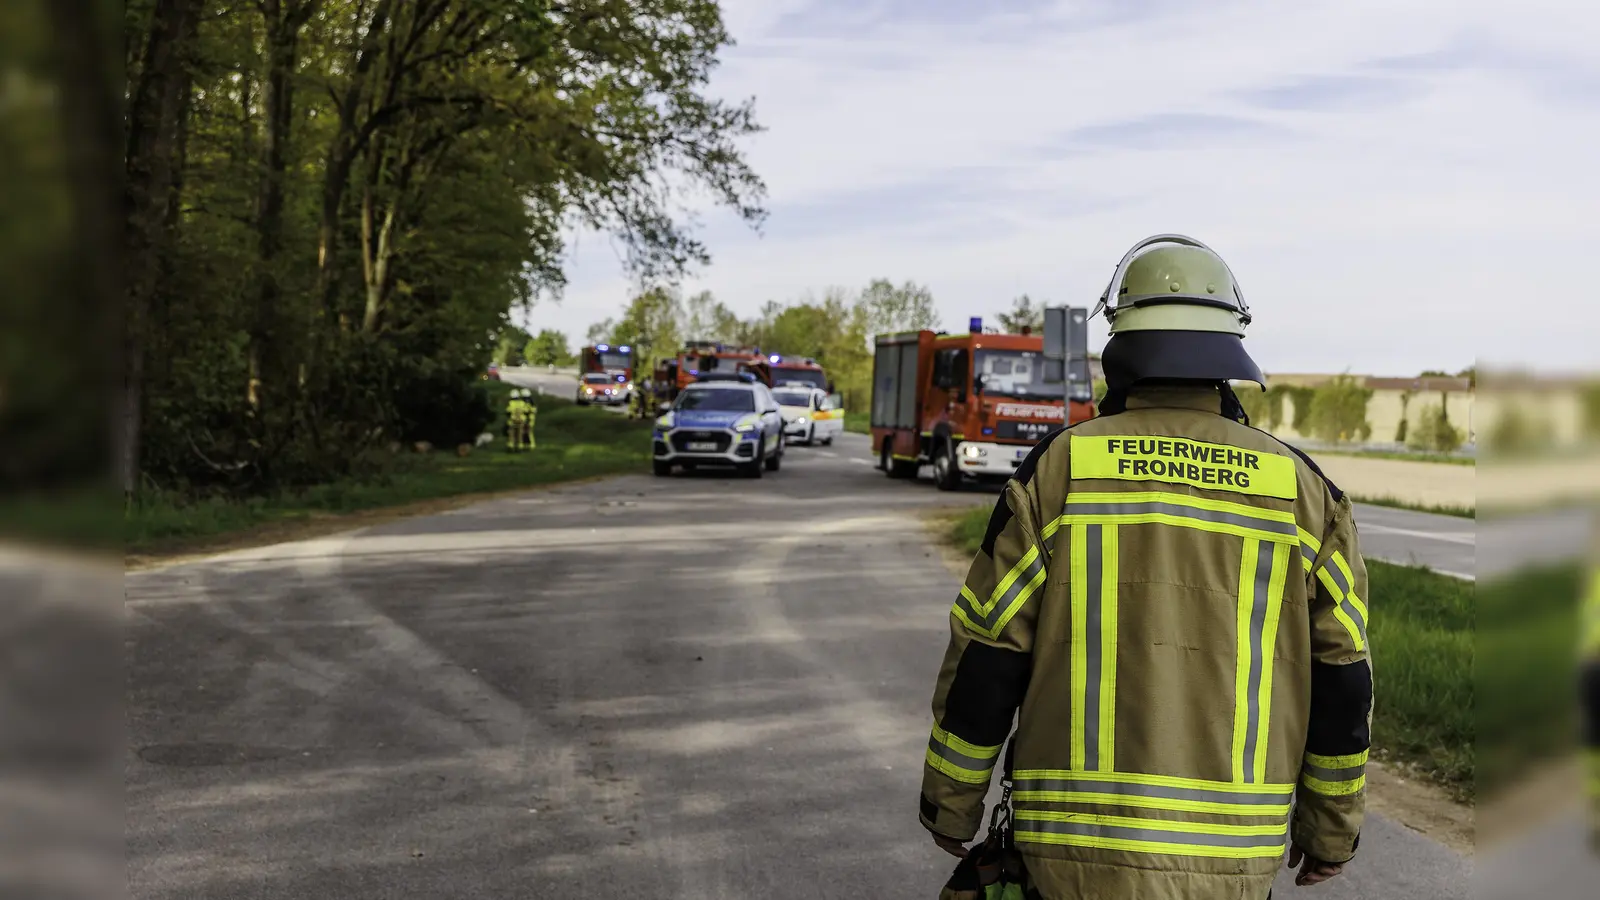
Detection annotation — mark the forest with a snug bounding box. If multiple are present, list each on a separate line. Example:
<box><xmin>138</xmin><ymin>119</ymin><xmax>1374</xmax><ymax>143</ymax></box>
<box><xmin>122</xmin><ymin>0</ymin><xmax>765</xmax><ymax>498</ymax></box>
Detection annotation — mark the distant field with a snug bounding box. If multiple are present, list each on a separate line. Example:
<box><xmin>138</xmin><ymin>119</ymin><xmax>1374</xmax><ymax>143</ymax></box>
<box><xmin>945</xmin><ymin>506</ymin><xmax>1475</xmax><ymax>797</ymax></box>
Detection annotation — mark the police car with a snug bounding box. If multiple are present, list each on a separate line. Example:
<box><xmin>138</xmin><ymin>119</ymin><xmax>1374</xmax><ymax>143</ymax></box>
<box><xmin>652</xmin><ymin>373</ymin><xmax>786</xmax><ymax>478</ymax></box>
<box><xmin>771</xmin><ymin>385</ymin><xmax>843</xmax><ymax>446</ymax></box>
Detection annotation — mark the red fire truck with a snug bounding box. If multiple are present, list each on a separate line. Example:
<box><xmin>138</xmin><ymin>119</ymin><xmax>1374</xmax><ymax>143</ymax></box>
<box><xmin>580</xmin><ymin>343</ymin><xmax>635</xmax><ymax>382</ymax></box>
<box><xmin>869</xmin><ymin>329</ymin><xmax>1096</xmax><ymax>490</ymax></box>
<box><xmin>650</xmin><ymin>342</ymin><xmax>765</xmax><ymax>407</ymax></box>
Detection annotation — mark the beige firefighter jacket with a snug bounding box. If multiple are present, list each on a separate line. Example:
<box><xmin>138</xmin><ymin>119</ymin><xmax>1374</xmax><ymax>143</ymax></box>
<box><xmin>920</xmin><ymin>386</ymin><xmax>1372</xmax><ymax>900</ymax></box>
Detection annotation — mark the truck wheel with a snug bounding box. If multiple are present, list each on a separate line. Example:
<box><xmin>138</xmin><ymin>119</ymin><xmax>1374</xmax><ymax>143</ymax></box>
<box><xmin>933</xmin><ymin>443</ymin><xmax>962</xmax><ymax>491</ymax></box>
<box><xmin>652</xmin><ymin>460</ymin><xmax>672</xmax><ymax>477</ymax></box>
<box><xmin>882</xmin><ymin>440</ymin><xmax>915</xmax><ymax>479</ymax></box>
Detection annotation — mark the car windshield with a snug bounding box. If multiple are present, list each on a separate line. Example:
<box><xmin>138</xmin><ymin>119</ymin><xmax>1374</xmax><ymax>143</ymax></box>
<box><xmin>582</xmin><ymin>374</ymin><xmax>611</xmax><ymax>384</ymax></box>
<box><xmin>677</xmin><ymin>388</ymin><xmax>755</xmax><ymax>412</ymax></box>
<box><xmin>770</xmin><ymin>368</ymin><xmax>826</xmax><ymax>390</ymax></box>
<box><xmin>975</xmin><ymin>350</ymin><xmax>1052</xmax><ymax>399</ymax></box>
<box><xmin>772</xmin><ymin>389</ymin><xmax>811</xmax><ymax>407</ymax></box>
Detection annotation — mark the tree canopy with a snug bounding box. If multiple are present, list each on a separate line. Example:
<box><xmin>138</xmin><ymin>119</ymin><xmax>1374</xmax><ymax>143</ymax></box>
<box><xmin>123</xmin><ymin>0</ymin><xmax>765</xmax><ymax>494</ymax></box>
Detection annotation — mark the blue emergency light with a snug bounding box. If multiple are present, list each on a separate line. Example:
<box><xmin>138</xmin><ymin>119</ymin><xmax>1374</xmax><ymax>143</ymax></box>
<box><xmin>596</xmin><ymin>343</ymin><xmax>609</xmax><ymax>351</ymax></box>
<box><xmin>969</xmin><ymin>317</ymin><xmax>982</xmax><ymax>333</ymax></box>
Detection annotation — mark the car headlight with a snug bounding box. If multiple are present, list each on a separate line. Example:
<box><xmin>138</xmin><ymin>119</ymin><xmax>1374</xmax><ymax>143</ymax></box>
<box><xmin>961</xmin><ymin>444</ymin><xmax>986</xmax><ymax>459</ymax></box>
<box><xmin>796</xmin><ymin>416</ymin><xmax>809</xmax><ymax>424</ymax></box>
<box><xmin>656</xmin><ymin>412</ymin><xmax>676</xmax><ymax>430</ymax></box>
<box><xmin>734</xmin><ymin>423</ymin><xmax>757</xmax><ymax>433</ymax></box>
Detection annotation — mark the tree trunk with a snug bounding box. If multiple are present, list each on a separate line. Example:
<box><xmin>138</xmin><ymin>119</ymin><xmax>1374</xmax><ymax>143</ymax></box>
<box><xmin>122</xmin><ymin>0</ymin><xmax>205</xmax><ymax>498</ymax></box>
<box><xmin>249</xmin><ymin>0</ymin><xmax>319</xmax><ymax>415</ymax></box>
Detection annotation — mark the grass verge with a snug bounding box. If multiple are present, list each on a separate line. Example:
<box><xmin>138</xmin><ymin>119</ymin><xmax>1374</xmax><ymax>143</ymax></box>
<box><xmin>126</xmin><ymin>396</ymin><xmax>652</xmax><ymax>559</ymax></box>
<box><xmin>845</xmin><ymin>411</ymin><xmax>871</xmax><ymax>434</ymax></box>
<box><xmin>1475</xmin><ymin>562</ymin><xmax>1586</xmax><ymax>800</ymax></box>
<box><xmin>944</xmin><ymin>506</ymin><xmax>1474</xmax><ymax>798</ymax></box>
<box><xmin>1350</xmin><ymin>494</ymin><xmax>1475</xmax><ymax>519</ymax></box>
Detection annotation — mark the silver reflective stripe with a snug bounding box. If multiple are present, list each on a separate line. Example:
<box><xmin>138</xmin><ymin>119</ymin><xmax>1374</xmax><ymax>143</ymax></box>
<box><xmin>1012</xmin><ymin>778</ymin><xmax>1292</xmax><ymax>806</ymax></box>
<box><xmin>927</xmin><ymin>735</ymin><xmax>996</xmax><ymax>773</ymax></box>
<box><xmin>955</xmin><ymin>553</ymin><xmax>1046</xmax><ymax>634</ymax></box>
<box><xmin>1316</xmin><ymin>558</ymin><xmax>1368</xmax><ymax>647</ymax></box>
<box><xmin>1014</xmin><ymin>815</ymin><xmax>1286</xmax><ymax>849</ymax></box>
<box><xmin>1083</xmin><ymin>524</ymin><xmax>1104</xmax><ymax>771</ymax></box>
<box><xmin>1241</xmin><ymin>541</ymin><xmax>1277</xmax><ymax>784</ymax></box>
<box><xmin>1302</xmin><ymin>762</ymin><xmax>1364</xmax><ymax>782</ymax></box>
<box><xmin>1064</xmin><ymin>500</ymin><xmax>1297</xmax><ymax>538</ymax></box>
<box><xmin>1299</xmin><ymin>543</ymin><xmax>1316</xmax><ymax>570</ymax></box>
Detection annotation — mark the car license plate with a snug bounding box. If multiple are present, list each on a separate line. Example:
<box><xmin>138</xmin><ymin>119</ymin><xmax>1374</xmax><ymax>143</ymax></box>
<box><xmin>687</xmin><ymin>441</ymin><xmax>717</xmax><ymax>451</ymax></box>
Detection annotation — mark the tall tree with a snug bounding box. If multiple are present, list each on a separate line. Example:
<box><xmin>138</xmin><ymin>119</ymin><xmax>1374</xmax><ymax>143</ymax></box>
<box><xmin>122</xmin><ymin>0</ymin><xmax>205</xmax><ymax>494</ymax></box>
<box><xmin>996</xmin><ymin>294</ymin><xmax>1044</xmax><ymax>334</ymax></box>
<box><xmin>860</xmin><ymin>278</ymin><xmax>939</xmax><ymax>337</ymax></box>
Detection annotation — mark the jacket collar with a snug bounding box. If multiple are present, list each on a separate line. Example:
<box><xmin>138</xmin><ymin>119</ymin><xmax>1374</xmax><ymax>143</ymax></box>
<box><xmin>1123</xmin><ymin>385</ymin><xmax>1225</xmax><ymax>415</ymax></box>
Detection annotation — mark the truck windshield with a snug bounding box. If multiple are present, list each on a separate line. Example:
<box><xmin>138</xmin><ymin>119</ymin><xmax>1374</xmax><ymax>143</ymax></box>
<box><xmin>770</xmin><ymin>368</ymin><xmax>826</xmax><ymax>390</ymax></box>
<box><xmin>772</xmin><ymin>389</ymin><xmax>812</xmax><ymax>407</ymax></box>
<box><xmin>599</xmin><ymin>351</ymin><xmax>631</xmax><ymax>370</ymax></box>
<box><xmin>975</xmin><ymin>350</ymin><xmax>1052</xmax><ymax>400</ymax></box>
<box><xmin>677</xmin><ymin>389</ymin><xmax>755</xmax><ymax>412</ymax></box>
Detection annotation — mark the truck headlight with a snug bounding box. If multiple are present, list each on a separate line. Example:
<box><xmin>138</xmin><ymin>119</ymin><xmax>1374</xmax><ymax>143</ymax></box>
<box><xmin>961</xmin><ymin>444</ymin><xmax>986</xmax><ymax>459</ymax></box>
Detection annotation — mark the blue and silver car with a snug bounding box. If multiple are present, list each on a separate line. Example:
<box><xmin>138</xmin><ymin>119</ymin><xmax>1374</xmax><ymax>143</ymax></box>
<box><xmin>652</xmin><ymin>374</ymin><xmax>786</xmax><ymax>478</ymax></box>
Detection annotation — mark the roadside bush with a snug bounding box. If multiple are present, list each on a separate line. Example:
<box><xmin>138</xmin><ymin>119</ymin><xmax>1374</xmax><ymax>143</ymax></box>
<box><xmin>1307</xmin><ymin>375</ymin><xmax>1373</xmax><ymax>444</ymax></box>
<box><xmin>393</xmin><ymin>369</ymin><xmax>495</xmax><ymax>448</ymax></box>
<box><xmin>1407</xmin><ymin>402</ymin><xmax>1462</xmax><ymax>453</ymax></box>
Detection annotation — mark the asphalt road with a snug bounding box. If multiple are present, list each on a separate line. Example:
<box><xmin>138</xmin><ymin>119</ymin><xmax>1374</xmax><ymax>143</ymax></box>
<box><xmin>126</xmin><ymin>412</ymin><xmax>1473</xmax><ymax>899</ymax></box>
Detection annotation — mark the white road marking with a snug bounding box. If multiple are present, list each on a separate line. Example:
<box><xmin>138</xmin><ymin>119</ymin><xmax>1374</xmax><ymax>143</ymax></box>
<box><xmin>1358</xmin><ymin>523</ymin><xmax>1475</xmax><ymax>546</ymax></box>
<box><xmin>849</xmin><ymin>458</ymin><xmax>872</xmax><ymax>466</ymax></box>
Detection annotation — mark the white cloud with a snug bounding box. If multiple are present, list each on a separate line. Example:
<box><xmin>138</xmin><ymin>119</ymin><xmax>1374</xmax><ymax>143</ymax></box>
<box><xmin>526</xmin><ymin>0</ymin><xmax>1598</xmax><ymax>375</ymax></box>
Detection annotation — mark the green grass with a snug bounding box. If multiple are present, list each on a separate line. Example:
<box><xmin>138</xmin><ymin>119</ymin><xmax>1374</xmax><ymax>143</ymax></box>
<box><xmin>844</xmin><ymin>411</ymin><xmax>871</xmax><ymax>434</ymax></box>
<box><xmin>1319</xmin><ymin>449</ymin><xmax>1475</xmax><ymax>466</ymax></box>
<box><xmin>125</xmin><ymin>396</ymin><xmax>653</xmax><ymax>555</ymax></box>
<box><xmin>1475</xmin><ymin>562</ymin><xmax>1586</xmax><ymax>798</ymax></box>
<box><xmin>1350</xmin><ymin>494</ymin><xmax>1475</xmax><ymax>519</ymax></box>
<box><xmin>945</xmin><ymin>506</ymin><xmax>1475</xmax><ymax>796</ymax></box>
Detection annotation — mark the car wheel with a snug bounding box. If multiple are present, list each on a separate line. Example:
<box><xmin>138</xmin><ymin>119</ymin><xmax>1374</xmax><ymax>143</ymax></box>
<box><xmin>652</xmin><ymin>460</ymin><xmax>672</xmax><ymax>477</ymax></box>
<box><xmin>933</xmin><ymin>442</ymin><xmax>962</xmax><ymax>492</ymax></box>
<box><xmin>805</xmin><ymin>425</ymin><xmax>815</xmax><ymax>446</ymax></box>
<box><xmin>743</xmin><ymin>443</ymin><xmax>765</xmax><ymax>478</ymax></box>
<box><xmin>765</xmin><ymin>441</ymin><xmax>782</xmax><ymax>471</ymax></box>
<box><xmin>822</xmin><ymin>435</ymin><xmax>834</xmax><ymax>446</ymax></box>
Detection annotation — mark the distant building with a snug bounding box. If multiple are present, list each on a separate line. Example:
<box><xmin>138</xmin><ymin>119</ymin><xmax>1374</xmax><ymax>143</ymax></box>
<box><xmin>1243</xmin><ymin>373</ymin><xmax>1476</xmax><ymax>446</ymax></box>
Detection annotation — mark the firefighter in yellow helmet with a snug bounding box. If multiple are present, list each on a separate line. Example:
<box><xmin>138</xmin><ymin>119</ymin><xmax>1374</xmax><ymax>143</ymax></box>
<box><xmin>922</xmin><ymin>236</ymin><xmax>1371</xmax><ymax>900</ymax></box>
<box><xmin>505</xmin><ymin>389</ymin><xmax>528</xmax><ymax>452</ymax></box>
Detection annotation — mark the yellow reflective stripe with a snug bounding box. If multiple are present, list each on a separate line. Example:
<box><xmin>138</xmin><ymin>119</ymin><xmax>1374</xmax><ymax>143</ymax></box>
<box><xmin>1254</xmin><ymin>543</ymin><xmax>1290</xmax><ymax>783</ymax></box>
<box><xmin>1300</xmin><ymin>772</ymin><xmax>1366</xmax><ymax>796</ymax></box>
<box><xmin>1067</xmin><ymin>491</ymin><xmax>1296</xmax><ymax>522</ymax></box>
<box><xmin>1316</xmin><ymin>567</ymin><xmax>1367</xmax><ymax>652</ymax></box>
<box><xmin>1070</xmin><ymin>525</ymin><xmax>1089</xmax><ymax>771</ymax></box>
<box><xmin>1306</xmin><ymin>750</ymin><xmax>1368</xmax><ymax>769</ymax></box>
<box><xmin>926</xmin><ymin>747</ymin><xmax>993</xmax><ymax>784</ymax></box>
<box><xmin>1098</xmin><ymin>525</ymin><xmax>1119</xmax><ymax>773</ymax></box>
<box><xmin>1298</xmin><ymin>528</ymin><xmax>1322</xmax><ymax>553</ymax></box>
<box><xmin>1015</xmin><ymin>809</ymin><xmax>1285</xmax><ymax>837</ymax></box>
<box><xmin>1042</xmin><ymin>515</ymin><xmax>1063</xmax><ymax>543</ymax></box>
<box><xmin>931</xmin><ymin>724</ymin><xmax>1003</xmax><ymax>761</ymax></box>
<box><xmin>988</xmin><ymin>545</ymin><xmax>1043</xmax><ymax>615</ymax></box>
<box><xmin>1069</xmin><ymin>434</ymin><xmax>1299</xmax><ymax>500</ymax></box>
<box><xmin>1060</xmin><ymin>492</ymin><xmax>1297</xmax><ymax>545</ymax></box>
<box><xmin>990</xmin><ymin>556</ymin><xmax>1048</xmax><ymax>638</ymax></box>
<box><xmin>1011</xmin><ymin>831</ymin><xmax>1287</xmax><ymax>859</ymax></box>
<box><xmin>1012</xmin><ymin>790</ymin><xmax>1291</xmax><ymax>818</ymax></box>
<box><xmin>1013</xmin><ymin>769</ymin><xmax>1294</xmax><ymax>795</ymax></box>
<box><xmin>1231</xmin><ymin>540</ymin><xmax>1259</xmax><ymax>783</ymax></box>
<box><xmin>1331</xmin><ymin>551</ymin><xmax>1368</xmax><ymax>626</ymax></box>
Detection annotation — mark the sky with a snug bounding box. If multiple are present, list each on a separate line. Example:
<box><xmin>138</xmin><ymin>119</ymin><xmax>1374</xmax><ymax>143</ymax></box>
<box><xmin>520</xmin><ymin>0</ymin><xmax>1599</xmax><ymax>376</ymax></box>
